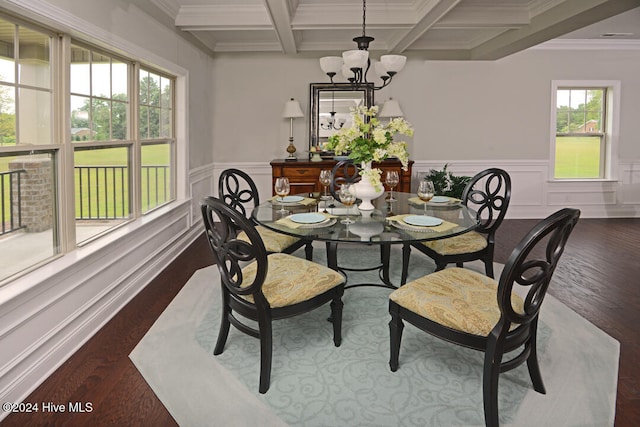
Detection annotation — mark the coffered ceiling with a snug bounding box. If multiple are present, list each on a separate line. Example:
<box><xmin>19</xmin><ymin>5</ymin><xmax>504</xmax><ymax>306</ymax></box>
<box><xmin>150</xmin><ymin>0</ymin><xmax>640</xmax><ymax>59</ymax></box>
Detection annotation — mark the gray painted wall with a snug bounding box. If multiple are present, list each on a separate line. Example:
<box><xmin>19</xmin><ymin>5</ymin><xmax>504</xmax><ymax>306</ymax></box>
<box><xmin>211</xmin><ymin>49</ymin><xmax>640</xmax><ymax>164</ymax></box>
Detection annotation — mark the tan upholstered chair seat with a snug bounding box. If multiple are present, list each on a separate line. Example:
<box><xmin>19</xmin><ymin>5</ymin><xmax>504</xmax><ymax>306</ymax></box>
<box><xmin>239</xmin><ymin>225</ymin><xmax>300</xmax><ymax>253</ymax></box>
<box><xmin>422</xmin><ymin>230</ymin><xmax>488</xmax><ymax>255</ymax></box>
<box><xmin>390</xmin><ymin>268</ymin><xmax>524</xmax><ymax>336</ymax></box>
<box><xmin>242</xmin><ymin>253</ymin><xmax>344</xmax><ymax>308</ymax></box>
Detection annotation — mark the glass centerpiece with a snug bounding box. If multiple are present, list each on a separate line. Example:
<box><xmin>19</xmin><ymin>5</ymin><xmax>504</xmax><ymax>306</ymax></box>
<box><xmin>324</xmin><ymin>105</ymin><xmax>413</xmax><ymax>210</ymax></box>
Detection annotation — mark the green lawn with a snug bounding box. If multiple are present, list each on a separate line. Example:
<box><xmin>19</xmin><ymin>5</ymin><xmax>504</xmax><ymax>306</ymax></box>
<box><xmin>555</xmin><ymin>136</ymin><xmax>601</xmax><ymax>178</ymax></box>
<box><xmin>2</xmin><ymin>145</ymin><xmax>171</xmax><ymax>224</ymax></box>
<box><xmin>74</xmin><ymin>145</ymin><xmax>171</xmax><ymax>217</ymax></box>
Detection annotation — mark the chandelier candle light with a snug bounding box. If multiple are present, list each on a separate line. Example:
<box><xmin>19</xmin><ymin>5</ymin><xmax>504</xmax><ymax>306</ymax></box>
<box><xmin>282</xmin><ymin>98</ymin><xmax>304</xmax><ymax>161</ymax></box>
<box><xmin>325</xmin><ymin>105</ymin><xmax>413</xmax><ymax>210</ymax></box>
<box><xmin>319</xmin><ymin>0</ymin><xmax>407</xmax><ymax>90</ymax></box>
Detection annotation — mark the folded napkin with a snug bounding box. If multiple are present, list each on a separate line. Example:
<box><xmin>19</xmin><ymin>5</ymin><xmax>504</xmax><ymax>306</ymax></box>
<box><xmin>269</xmin><ymin>196</ymin><xmax>317</xmax><ymax>206</ymax></box>
<box><xmin>408</xmin><ymin>196</ymin><xmax>460</xmax><ymax>205</ymax></box>
<box><xmin>386</xmin><ymin>214</ymin><xmax>458</xmax><ymax>233</ymax></box>
<box><xmin>276</xmin><ymin>212</ymin><xmax>337</xmax><ymax>229</ymax></box>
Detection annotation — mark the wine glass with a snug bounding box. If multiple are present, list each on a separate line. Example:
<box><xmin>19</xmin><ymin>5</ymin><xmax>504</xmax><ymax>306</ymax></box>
<box><xmin>274</xmin><ymin>177</ymin><xmax>290</xmax><ymax>215</ymax></box>
<box><xmin>338</xmin><ymin>184</ymin><xmax>356</xmax><ymax>224</ymax></box>
<box><xmin>385</xmin><ymin>170</ymin><xmax>399</xmax><ymax>201</ymax></box>
<box><xmin>417</xmin><ymin>180</ymin><xmax>435</xmax><ymax>215</ymax></box>
<box><xmin>319</xmin><ymin>170</ymin><xmax>332</xmax><ymax>200</ymax></box>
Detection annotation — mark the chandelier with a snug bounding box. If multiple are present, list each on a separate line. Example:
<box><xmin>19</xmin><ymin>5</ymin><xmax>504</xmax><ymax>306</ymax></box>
<box><xmin>319</xmin><ymin>0</ymin><xmax>406</xmax><ymax>90</ymax></box>
<box><xmin>320</xmin><ymin>91</ymin><xmax>346</xmax><ymax>130</ymax></box>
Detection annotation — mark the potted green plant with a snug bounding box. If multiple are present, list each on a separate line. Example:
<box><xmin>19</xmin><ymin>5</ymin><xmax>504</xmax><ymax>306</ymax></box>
<box><xmin>423</xmin><ymin>164</ymin><xmax>471</xmax><ymax>199</ymax></box>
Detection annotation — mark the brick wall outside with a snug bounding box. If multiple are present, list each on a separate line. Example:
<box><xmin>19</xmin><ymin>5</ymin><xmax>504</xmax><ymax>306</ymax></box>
<box><xmin>9</xmin><ymin>156</ymin><xmax>53</xmax><ymax>233</ymax></box>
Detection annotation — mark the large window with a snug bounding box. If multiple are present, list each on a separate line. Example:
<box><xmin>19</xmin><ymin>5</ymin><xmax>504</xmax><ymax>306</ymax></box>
<box><xmin>71</xmin><ymin>44</ymin><xmax>132</xmax><ymax>242</ymax></box>
<box><xmin>139</xmin><ymin>68</ymin><xmax>174</xmax><ymax>213</ymax></box>
<box><xmin>551</xmin><ymin>81</ymin><xmax>619</xmax><ymax>180</ymax></box>
<box><xmin>0</xmin><ymin>17</ymin><xmax>58</xmax><ymax>281</ymax></box>
<box><xmin>0</xmin><ymin>14</ymin><xmax>176</xmax><ymax>284</ymax></box>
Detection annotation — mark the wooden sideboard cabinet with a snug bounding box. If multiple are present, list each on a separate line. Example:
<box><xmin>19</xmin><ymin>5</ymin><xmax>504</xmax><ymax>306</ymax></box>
<box><xmin>270</xmin><ymin>159</ymin><xmax>414</xmax><ymax>195</ymax></box>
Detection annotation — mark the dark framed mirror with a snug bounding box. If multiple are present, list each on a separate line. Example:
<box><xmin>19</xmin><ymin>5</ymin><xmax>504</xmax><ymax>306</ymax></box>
<box><xmin>309</xmin><ymin>83</ymin><xmax>374</xmax><ymax>152</ymax></box>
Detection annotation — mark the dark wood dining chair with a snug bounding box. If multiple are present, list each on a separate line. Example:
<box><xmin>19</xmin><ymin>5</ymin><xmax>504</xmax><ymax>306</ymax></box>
<box><xmin>201</xmin><ymin>196</ymin><xmax>345</xmax><ymax>394</ymax></box>
<box><xmin>329</xmin><ymin>160</ymin><xmax>361</xmax><ymax>200</ymax></box>
<box><xmin>401</xmin><ymin>168</ymin><xmax>511</xmax><ymax>284</ymax></box>
<box><xmin>218</xmin><ymin>168</ymin><xmax>313</xmax><ymax>260</ymax></box>
<box><xmin>389</xmin><ymin>207</ymin><xmax>580</xmax><ymax>427</ymax></box>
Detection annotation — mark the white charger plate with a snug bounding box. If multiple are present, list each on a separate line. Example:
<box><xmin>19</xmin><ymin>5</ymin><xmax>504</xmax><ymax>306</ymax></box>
<box><xmin>289</xmin><ymin>213</ymin><xmax>326</xmax><ymax>224</ymax></box>
<box><xmin>272</xmin><ymin>195</ymin><xmax>305</xmax><ymax>205</ymax></box>
<box><xmin>403</xmin><ymin>215</ymin><xmax>443</xmax><ymax>227</ymax></box>
<box><xmin>430</xmin><ymin>196</ymin><xmax>450</xmax><ymax>203</ymax></box>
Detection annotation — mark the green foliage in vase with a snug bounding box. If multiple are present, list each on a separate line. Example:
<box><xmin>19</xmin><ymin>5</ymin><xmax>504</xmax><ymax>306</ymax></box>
<box><xmin>324</xmin><ymin>105</ymin><xmax>413</xmax><ymax>191</ymax></box>
<box><xmin>423</xmin><ymin>164</ymin><xmax>471</xmax><ymax>199</ymax></box>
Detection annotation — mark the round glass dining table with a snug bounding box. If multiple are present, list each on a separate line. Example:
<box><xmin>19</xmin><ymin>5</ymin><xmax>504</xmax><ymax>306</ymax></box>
<box><xmin>251</xmin><ymin>192</ymin><xmax>479</xmax><ymax>288</ymax></box>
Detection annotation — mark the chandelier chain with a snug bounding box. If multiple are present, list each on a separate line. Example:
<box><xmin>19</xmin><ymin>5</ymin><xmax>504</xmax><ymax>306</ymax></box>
<box><xmin>362</xmin><ymin>0</ymin><xmax>367</xmax><ymax>38</ymax></box>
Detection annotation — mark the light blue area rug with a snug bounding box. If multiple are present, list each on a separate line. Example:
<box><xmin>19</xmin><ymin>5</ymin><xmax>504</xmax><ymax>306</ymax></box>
<box><xmin>130</xmin><ymin>245</ymin><xmax>618</xmax><ymax>427</ymax></box>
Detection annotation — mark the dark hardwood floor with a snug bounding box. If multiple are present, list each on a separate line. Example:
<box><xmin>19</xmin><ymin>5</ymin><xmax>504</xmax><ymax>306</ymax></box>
<box><xmin>2</xmin><ymin>218</ymin><xmax>639</xmax><ymax>426</ymax></box>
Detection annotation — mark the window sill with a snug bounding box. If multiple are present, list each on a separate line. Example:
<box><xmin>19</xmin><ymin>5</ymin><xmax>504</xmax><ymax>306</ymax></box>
<box><xmin>0</xmin><ymin>198</ymin><xmax>191</xmax><ymax>299</ymax></box>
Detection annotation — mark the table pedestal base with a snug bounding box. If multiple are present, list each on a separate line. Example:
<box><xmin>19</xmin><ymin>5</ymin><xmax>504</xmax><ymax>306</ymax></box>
<box><xmin>326</xmin><ymin>242</ymin><xmax>396</xmax><ymax>289</ymax></box>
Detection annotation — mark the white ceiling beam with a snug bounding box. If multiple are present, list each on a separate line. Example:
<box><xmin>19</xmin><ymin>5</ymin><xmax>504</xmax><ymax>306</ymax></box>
<box><xmin>263</xmin><ymin>0</ymin><xmax>298</xmax><ymax>54</ymax></box>
<box><xmin>175</xmin><ymin>5</ymin><xmax>272</xmax><ymax>30</ymax></box>
<box><xmin>471</xmin><ymin>0</ymin><xmax>640</xmax><ymax>60</ymax></box>
<box><xmin>291</xmin><ymin>3</ymin><xmax>416</xmax><ymax>29</ymax></box>
<box><xmin>390</xmin><ymin>0</ymin><xmax>462</xmax><ymax>53</ymax></box>
<box><xmin>213</xmin><ymin>41</ymin><xmax>285</xmax><ymax>53</ymax></box>
<box><xmin>432</xmin><ymin>4</ymin><xmax>531</xmax><ymax>28</ymax></box>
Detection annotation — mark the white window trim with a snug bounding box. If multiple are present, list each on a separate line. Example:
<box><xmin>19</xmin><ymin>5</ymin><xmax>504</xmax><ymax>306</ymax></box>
<box><xmin>4</xmin><ymin>0</ymin><xmax>189</xmax><ymax>203</ymax></box>
<box><xmin>0</xmin><ymin>0</ymin><xmax>191</xmax><ymax>283</ymax></box>
<box><xmin>549</xmin><ymin>80</ymin><xmax>621</xmax><ymax>182</ymax></box>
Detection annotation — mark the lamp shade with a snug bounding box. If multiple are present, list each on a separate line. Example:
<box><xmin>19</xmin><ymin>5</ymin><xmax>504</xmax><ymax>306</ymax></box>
<box><xmin>380</xmin><ymin>55</ymin><xmax>406</xmax><ymax>73</ymax></box>
<box><xmin>379</xmin><ymin>98</ymin><xmax>404</xmax><ymax>118</ymax></box>
<box><xmin>342</xmin><ymin>49</ymin><xmax>369</xmax><ymax>69</ymax></box>
<box><xmin>373</xmin><ymin>60</ymin><xmax>388</xmax><ymax>78</ymax></box>
<box><xmin>282</xmin><ymin>98</ymin><xmax>304</xmax><ymax>118</ymax></box>
<box><xmin>320</xmin><ymin>56</ymin><xmax>343</xmax><ymax>75</ymax></box>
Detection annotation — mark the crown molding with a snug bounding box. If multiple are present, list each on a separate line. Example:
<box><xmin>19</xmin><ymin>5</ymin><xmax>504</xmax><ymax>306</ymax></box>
<box><xmin>532</xmin><ymin>38</ymin><xmax>640</xmax><ymax>50</ymax></box>
<box><xmin>150</xmin><ymin>0</ymin><xmax>180</xmax><ymax>20</ymax></box>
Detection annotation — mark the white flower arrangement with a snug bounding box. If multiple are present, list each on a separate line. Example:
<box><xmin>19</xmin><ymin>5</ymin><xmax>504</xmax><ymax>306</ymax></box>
<box><xmin>325</xmin><ymin>105</ymin><xmax>413</xmax><ymax>191</ymax></box>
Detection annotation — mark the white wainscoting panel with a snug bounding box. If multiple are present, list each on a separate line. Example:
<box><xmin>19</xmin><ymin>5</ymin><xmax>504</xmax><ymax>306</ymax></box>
<box><xmin>212</xmin><ymin>159</ymin><xmax>640</xmax><ymax>219</ymax></box>
<box><xmin>190</xmin><ymin>163</ymin><xmax>216</xmax><ymax>225</ymax></box>
<box><xmin>620</xmin><ymin>161</ymin><xmax>640</xmax><ymax>205</ymax></box>
<box><xmin>0</xmin><ymin>201</ymin><xmax>202</xmax><ymax>422</ymax></box>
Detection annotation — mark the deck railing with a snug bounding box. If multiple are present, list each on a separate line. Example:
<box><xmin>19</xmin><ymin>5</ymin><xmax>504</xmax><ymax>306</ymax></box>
<box><xmin>0</xmin><ymin>166</ymin><xmax>170</xmax><ymax>234</ymax></box>
<box><xmin>75</xmin><ymin>165</ymin><xmax>170</xmax><ymax>220</ymax></box>
<box><xmin>0</xmin><ymin>169</ymin><xmax>26</xmax><ymax>236</ymax></box>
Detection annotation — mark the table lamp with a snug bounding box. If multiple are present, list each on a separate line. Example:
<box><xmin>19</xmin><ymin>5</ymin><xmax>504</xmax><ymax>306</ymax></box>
<box><xmin>282</xmin><ymin>98</ymin><xmax>304</xmax><ymax>161</ymax></box>
<box><xmin>379</xmin><ymin>98</ymin><xmax>404</xmax><ymax>119</ymax></box>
